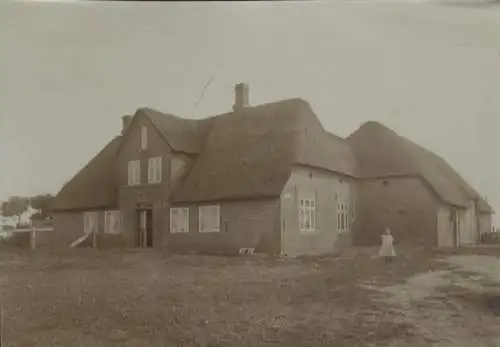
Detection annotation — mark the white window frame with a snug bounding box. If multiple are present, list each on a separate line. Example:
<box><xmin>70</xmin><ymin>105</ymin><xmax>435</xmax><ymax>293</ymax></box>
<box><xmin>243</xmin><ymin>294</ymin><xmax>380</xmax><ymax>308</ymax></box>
<box><xmin>351</xmin><ymin>196</ymin><xmax>356</xmax><ymax>223</ymax></box>
<box><xmin>141</xmin><ymin>126</ymin><xmax>148</xmax><ymax>150</ymax></box>
<box><xmin>127</xmin><ymin>160</ymin><xmax>141</xmax><ymax>186</ymax></box>
<box><xmin>148</xmin><ymin>157</ymin><xmax>162</xmax><ymax>184</ymax></box>
<box><xmin>83</xmin><ymin>211</ymin><xmax>98</xmax><ymax>234</ymax></box>
<box><xmin>198</xmin><ymin>205</ymin><xmax>221</xmax><ymax>233</ymax></box>
<box><xmin>299</xmin><ymin>197</ymin><xmax>317</xmax><ymax>233</ymax></box>
<box><xmin>104</xmin><ymin>210</ymin><xmax>122</xmax><ymax>234</ymax></box>
<box><xmin>170</xmin><ymin>207</ymin><xmax>189</xmax><ymax>233</ymax></box>
<box><xmin>337</xmin><ymin>201</ymin><xmax>350</xmax><ymax>233</ymax></box>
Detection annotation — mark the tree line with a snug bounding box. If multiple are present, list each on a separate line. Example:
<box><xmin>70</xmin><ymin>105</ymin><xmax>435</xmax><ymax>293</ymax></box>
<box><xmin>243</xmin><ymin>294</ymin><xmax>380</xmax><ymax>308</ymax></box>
<box><xmin>1</xmin><ymin>194</ymin><xmax>55</xmax><ymax>227</ymax></box>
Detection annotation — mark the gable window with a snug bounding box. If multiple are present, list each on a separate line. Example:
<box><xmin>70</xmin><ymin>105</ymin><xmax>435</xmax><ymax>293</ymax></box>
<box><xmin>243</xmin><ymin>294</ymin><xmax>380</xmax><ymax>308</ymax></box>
<box><xmin>104</xmin><ymin>210</ymin><xmax>122</xmax><ymax>234</ymax></box>
<box><xmin>299</xmin><ymin>197</ymin><xmax>317</xmax><ymax>233</ymax></box>
<box><xmin>83</xmin><ymin>211</ymin><xmax>98</xmax><ymax>234</ymax></box>
<box><xmin>148</xmin><ymin>157</ymin><xmax>162</xmax><ymax>184</ymax></box>
<box><xmin>128</xmin><ymin>160</ymin><xmax>141</xmax><ymax>186</ymax></box>
<box><xmin>141</xmin><ymin>126</ymin><xmax>148</xmax><ymax>150</ymax></box>
<box><xmin>199</xmin><ymin>205</ymin><xmax>221</xmax><ymax>233</ymax></box>
<box><xmin>170</xmin><ymin>207</ymin><xmax>189</xmax><ymax>233</ymax></box>
<box><xmin>337</xmin><ymin>201</ymin><xmax>349</xmax><ymax>233</ymax></box>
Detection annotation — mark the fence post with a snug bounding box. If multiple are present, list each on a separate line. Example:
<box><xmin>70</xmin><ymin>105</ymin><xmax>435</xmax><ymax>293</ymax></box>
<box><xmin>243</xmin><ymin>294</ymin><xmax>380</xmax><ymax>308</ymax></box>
<box><xmin>31</xmin><ymin>227</ymin><xmax>36</xmax><ymax>250</ymax></box>
<box><xmin>0</xmin><ymin>286</ymin><xmax>4</xmax><ymax>346</ymax></box>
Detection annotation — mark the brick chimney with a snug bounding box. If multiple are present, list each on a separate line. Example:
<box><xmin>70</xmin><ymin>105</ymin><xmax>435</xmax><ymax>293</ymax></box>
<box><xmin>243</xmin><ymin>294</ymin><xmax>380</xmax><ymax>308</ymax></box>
<box><xmin>121</xmin><ymin>115</ymin><xmax>132</xmax><ymax>135</ymax></box>
<box><xmin>232</xmin><ymin>83</ymin><xmax>249</xmax><ymax>112</ymax></box>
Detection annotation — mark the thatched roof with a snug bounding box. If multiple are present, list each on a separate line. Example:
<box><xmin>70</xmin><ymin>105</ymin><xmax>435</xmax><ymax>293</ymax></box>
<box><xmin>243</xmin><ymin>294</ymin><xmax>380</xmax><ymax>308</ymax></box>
<box><xmin>138</xmin><ymin>108</ymin><xmax>214</xmax><ymax>154</ymax></box>
<box><xmin>50</xmin><ymin>108</ymin><xmax>214</xmax><ymax>212</ymax></box>
<box><xmin>347</xmin><ymin>121</ymin><xmax>493</xmax><ymax>212</ymax></box>
<box><xmin>50</xmin><ymin>104</ymin><xmax>493</xmax><ymax>215</ymax></box>
<box><xmin>50</xmin><ymin>136</ymin><xmax>122</xmax><ymax>212</ymax></box>
<box><xmin>171</xmin><ymin>98</ymin><xmax>357</xmax><ymax>203</ymax></box>
<box><xmin>51</xmin><ymin>99</ymin><xmax>357</xmax><ymax>210</ymax></box>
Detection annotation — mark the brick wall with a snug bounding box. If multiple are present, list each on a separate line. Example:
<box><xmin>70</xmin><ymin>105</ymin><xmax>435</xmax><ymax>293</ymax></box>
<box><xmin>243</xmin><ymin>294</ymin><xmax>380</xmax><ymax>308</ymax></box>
<box><xmin>168</xmin><ymin>199</ymin><xmax>280</xmax><ymax>255</ymax></box>
<box><xmin>354</xmin><ymin>176</ymin><xmax>439</xmax><ymax>247</ymax></box>
<box><xmin>280</xmin><ymin>166</ymin><xmax>357</xmax><ymax>257</ymax></box>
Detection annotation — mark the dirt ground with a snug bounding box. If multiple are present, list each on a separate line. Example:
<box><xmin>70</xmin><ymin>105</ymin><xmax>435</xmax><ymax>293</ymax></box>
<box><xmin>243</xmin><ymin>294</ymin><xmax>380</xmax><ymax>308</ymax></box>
<box><xmin>0</xmin><ymin>247</ymin><xmax>499</xmax><ymax>347</ymax></box>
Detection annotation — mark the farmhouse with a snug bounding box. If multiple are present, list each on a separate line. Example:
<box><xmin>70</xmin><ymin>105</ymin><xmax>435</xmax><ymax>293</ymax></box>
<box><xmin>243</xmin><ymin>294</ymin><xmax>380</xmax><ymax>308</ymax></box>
<box><xmin>347</xmin><ymin>121</ymin><xmax>495</xmax><ymax>248</ymax></box>
<box><xmin>49</xmin><ymin>83</ymin><xmax>494</xmax><ymax>255</ymax></box>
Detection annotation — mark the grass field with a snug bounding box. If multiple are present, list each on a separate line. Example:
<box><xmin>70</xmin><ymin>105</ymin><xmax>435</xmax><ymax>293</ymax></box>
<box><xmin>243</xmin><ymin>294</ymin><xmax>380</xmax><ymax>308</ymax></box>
<box><xmin>0</xmin><ymin>247</ymin><xmax>498</xmax><ymax>347</ymax></box>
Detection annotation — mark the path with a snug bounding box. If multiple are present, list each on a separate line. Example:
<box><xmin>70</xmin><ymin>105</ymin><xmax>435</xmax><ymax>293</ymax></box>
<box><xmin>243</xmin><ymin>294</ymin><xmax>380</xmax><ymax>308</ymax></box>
<box><xmin>366</xmin><ymin>255</ymin><xmax>500</xmax><ymax>347</ymax></box>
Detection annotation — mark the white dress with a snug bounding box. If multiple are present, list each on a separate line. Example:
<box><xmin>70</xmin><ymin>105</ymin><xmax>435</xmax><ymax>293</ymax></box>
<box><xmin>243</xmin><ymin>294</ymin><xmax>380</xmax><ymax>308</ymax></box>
<box><xmin>379</xmin><ymin>234</ymin><xmax>396</xmax><ymax>257</ymax></box>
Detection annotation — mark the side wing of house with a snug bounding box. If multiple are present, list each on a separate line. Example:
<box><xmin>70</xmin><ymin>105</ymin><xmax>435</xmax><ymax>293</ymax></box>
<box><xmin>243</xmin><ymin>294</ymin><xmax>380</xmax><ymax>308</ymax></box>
<box><xmin>478</xmin><ymin>213</ymin><xmax>493</xmax><ymax>236</ymax></box>
<box><xmin>354</xmin><ymin>176</ymin><xmax>441</xmax><ymax>248</ymax></box>
<box><xmin>279</xmin><ymin>165</ymin><xmax>357</xmax><ymax>257</ymax></box>
<box><xmin>49</xmin><ymin>136</ymin><xmax>123</xmax><ymax>248</ymax></box>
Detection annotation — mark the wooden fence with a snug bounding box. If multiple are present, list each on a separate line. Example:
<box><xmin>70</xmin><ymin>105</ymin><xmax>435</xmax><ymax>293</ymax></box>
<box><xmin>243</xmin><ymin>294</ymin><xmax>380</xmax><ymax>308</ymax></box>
<box><xmin>480</xmin><ymin>231</ymin><xmax>500</xmax><ymax>245</ymax></box>
<box><xmin>4</xmin><ymin>227</ymin><xmax>54</xmax><ymax>250</ymax></box>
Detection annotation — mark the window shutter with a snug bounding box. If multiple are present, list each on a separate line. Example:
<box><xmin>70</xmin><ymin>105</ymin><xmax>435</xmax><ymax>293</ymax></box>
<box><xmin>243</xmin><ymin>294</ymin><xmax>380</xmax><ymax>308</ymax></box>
<box><xmin>109</xmin><ymin>212</ymin><xmax>114</xmax><ymax>233</ymax></box>
<box><xmin>148</xmin><ymin>159</ymin><xmax>151</xmax><ymax>183</ymax></box>
<box><xmin>183</xmin><ymin>209</ymin><xmax>187</xmax><ymax>233</ymax></box>
<box><xmin>314</xmin><ymin>191</ymin><xmax>318</xmax><ymax>232</ymax></box>
<box><xmin>128</xmin><ymin>162</ymin><xmax>132</xmax><ymax>185</ymax></box>
<box><xmin>336</xmin><ymin>202</ymin><xmax>340</xmax><ymax>232</ymax></box>
<box><xmin>173</xmin><ymin>209</ymin><xmax>178</xmax><ymax>233</ymax></box>
<box><xmin>199</xmin><ymin>207</ymin><xmax>205</xmax><ymax>233</ymax></box>
<box><xmin>156</xmin><ymin>157</ymin><xmax>162</xmax><ymax>183</ymax></box>
<box><xmin>214</xmin><ymin>205</ymin><xmax>220</xmax><ymax>231</ymax></box>
<box><xmin>137</xmin><ymin>161</ymin><xmax>141</xmax><ymax>184</ymax></box>
<box><xmin>132</xmin><ymin>162</ymin><xmax>135</xmax><ymax>185</ymax></box>
<box><xmin>104</xmin><ymin>211</ymin><xmax>109</xmax><ymax>233</ymax></box>
<box><xmin>84</xmin><ymin>213</ymin><xmax>89</xmax><ymax>234</ymax></box>
<box><xmin>93</xmin><ymin>212</ymin><xmax>98</xmax><ymax>234</ymax></box>
<box><xmin>351</xmin><ymin>195</ymin><xmax>356</xmax><ymax>222</ymax></box>
<box><xmin>133</xmin><ymin>161</ymin><xmax>140</xmax><ymax>185</ymax></box>
<box><xmin>153</xmin><ymin>158</ymin><xmax>157</xmax><ymax>182</ymax></box>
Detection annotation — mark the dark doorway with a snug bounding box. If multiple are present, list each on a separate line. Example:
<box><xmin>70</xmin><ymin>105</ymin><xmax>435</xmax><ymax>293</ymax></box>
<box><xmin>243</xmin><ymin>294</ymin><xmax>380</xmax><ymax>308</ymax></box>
<box><xmin>136</xmin><ymin>209</ymin><xmax>153</xmax><ymax>248</ymax></box>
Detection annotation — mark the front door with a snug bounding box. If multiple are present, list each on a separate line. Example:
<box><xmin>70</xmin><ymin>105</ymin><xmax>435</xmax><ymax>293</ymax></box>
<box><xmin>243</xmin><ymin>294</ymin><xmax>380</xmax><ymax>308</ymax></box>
<box><xmin>137</xmin><ymin>209</ymin><xmax>153</xmax><ymax>248</ymax></box>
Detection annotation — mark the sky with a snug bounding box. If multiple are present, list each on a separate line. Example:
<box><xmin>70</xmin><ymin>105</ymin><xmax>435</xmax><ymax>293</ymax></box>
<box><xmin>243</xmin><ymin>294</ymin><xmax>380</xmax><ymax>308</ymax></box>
<box><xmin>1</xmin><ymin>1</ymin><xmax>499</xmax><ymax>223</ymax></box>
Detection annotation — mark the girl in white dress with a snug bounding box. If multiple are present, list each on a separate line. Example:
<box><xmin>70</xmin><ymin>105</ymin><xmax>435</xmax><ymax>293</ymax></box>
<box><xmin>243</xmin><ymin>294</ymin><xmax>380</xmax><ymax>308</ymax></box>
<box><xmin>379</xmin><ymin>228</ymin><xmax>396</xmax><ymax>264</ymax></box>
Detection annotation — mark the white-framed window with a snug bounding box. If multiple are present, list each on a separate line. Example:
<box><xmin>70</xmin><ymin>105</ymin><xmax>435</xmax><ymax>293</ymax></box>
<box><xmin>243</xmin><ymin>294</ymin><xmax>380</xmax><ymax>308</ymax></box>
<box><xmin>128</xmin><ymin>160</ymin><xmax>141</xmax><ymax>186</ymax></box>
<box><xmin>299</xmin><ymin>197</ymin><xmax>317</xmax><ymax>233</ymax></box>
<box><xmin>83</xmin><ymin>211</ymin><xmax>98</xmax><ymax>234</ymax></box>
<box><xmin>199</xmin><ymin>205</ymin><xmax>221</xmax><ymax>233</ymax></box>
<box><xmin>351</xmin><ymin>196</ymin><xmax>356</xmax><ymax>223</ymax></box>
<box><xmin>170</xmin><ymin>207</ymin><xmax>189</xmax><ymax>233</ymax></box>
<box><xmin>337</xmin><ymin>201</ymin><xmax>350</xmax><ymax>233</ymax></box>
<box><xmin>141</xmin><ymin>126</ymin><xmax>148</xmax><ymax>150</ymax></box>
<box><xmin>104</xmin><ymin>210</ymin><xmax>122</xmax><ymax>234</ymax></box>
<box><xmin>148</xmin><ymin>157</ymin><xmax>162</xmax><ymax>184</ymax></box>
